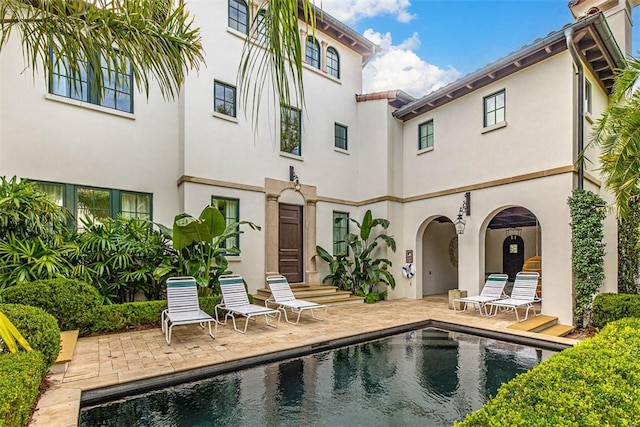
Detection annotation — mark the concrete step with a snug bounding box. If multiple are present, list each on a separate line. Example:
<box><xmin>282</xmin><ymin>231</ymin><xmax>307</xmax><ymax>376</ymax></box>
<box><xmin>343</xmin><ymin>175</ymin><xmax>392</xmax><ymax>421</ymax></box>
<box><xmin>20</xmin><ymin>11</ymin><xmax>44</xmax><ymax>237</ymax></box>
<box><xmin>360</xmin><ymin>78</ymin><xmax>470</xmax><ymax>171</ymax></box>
<box><xmin>252</xmin><ymin>291</ymin><xmax>363</xmax><ymax>306</ymax></box>
<box><xmin>256</xmin><ymin>285</ymin><xmax>339</xmax><ymax>298</ymax></box>
<box><xmin>507</xmin><ymin>315</ymin><xmax>557</xmax><ymax>333</ymax></box>
<box><xmin>51</xmin><ymin>330</ymin><xmax>79</xmax><ymax>374</ymax></box>
<box><xmin>539</xmin><ymin>324</ymin><xmax>575</xmax><ymax>337</ymax></box>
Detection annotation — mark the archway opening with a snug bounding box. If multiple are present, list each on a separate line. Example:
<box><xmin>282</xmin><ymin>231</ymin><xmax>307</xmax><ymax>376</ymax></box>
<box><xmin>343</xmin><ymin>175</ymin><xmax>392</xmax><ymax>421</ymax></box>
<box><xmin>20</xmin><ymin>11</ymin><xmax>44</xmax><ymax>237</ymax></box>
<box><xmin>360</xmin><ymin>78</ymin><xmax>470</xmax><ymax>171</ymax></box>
<box><xmin>422</xmin><ymin>216</ymin><xmax>458</xmax><ymax>296</ymax></box>
<box><xmin>484</xmin><ymin>206</ymin><xmax>541</xmax><ymax>296</ymax></box>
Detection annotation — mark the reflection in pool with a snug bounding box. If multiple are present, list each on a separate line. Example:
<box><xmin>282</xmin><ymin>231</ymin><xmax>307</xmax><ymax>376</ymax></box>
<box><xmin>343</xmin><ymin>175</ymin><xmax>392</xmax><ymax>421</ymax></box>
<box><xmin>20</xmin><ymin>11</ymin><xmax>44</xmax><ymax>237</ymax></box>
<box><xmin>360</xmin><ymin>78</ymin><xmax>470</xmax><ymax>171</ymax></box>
<box><xmin>80</xmin><ymin>328</ymin><xmax>553</xmax><ymax>426</ymax></box>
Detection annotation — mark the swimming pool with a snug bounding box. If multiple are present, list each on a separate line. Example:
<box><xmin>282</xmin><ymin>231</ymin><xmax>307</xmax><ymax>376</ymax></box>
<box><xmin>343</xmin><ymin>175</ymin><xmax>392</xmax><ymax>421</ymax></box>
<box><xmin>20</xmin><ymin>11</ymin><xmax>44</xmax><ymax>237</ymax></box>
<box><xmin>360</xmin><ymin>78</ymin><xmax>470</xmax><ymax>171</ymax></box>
<box><xmin>80</xmin><ymin>327</ymin><xmax>554</xmax><ymax>426</ymax></box>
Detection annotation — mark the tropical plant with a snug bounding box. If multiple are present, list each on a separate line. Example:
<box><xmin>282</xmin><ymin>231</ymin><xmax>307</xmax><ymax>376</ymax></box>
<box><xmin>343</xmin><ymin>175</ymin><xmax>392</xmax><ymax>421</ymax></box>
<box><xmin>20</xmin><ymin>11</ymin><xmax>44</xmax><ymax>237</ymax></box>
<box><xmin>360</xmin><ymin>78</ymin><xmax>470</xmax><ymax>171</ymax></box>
<box><xmin>316</xmin><ymin>210</ymin><xmax>396</xmax><ymax>301</ymax></box>
<box><xmin>154</xmin><ymin>206</ymin><xmax>260</xmax><ymax>295</ymax></box>
<box><xmin>69</xmin><ymin>216</ymin><xmax>174</xmax><ymax>304</ymax></box>
<box><xmin>0</xmin><ymin>177</ymin><xmax>75</xmax><ymax>289</ymax></box>
<box><xmin>0</xmin><ymin>311</ymin><xmax>33</xmax><ymax>354</ymax></box>
<box><xmin>569</xmin><ymin>189</ymin><xmax>606</xmax><ymax>328</ymax></box>
<box><xmin>0</xmin><ymin>0</ymin><xmax>204</xmax><ymax>101</ymax></box>
<box><xmin>588</xmin><ymin>57</ymin><xmax>640</xmax><ymax>219</ymax></box>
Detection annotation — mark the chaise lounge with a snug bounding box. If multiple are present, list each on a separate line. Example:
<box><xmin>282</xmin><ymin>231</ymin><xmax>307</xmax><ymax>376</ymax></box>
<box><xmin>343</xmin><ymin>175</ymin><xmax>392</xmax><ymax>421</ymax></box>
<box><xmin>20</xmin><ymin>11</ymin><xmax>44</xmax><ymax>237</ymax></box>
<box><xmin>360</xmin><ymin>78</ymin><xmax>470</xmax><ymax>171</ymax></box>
<box><xmin>484</xmin><ymin>271</ymin><xmax>541</xmax><ymax>322</ymax></box>
<box><xmin>453</xmin><ymin>273</ymin><xmax>509</xmax><ymax>316</ymax></box>
<box><xmin>266</xmin><ymin>275</ymin><xmax>328</xmax><ymax>325</ymax></box>
<box><xmin>161</xmin><ymin>276</ymin><xmax>217</xmax><ymax>344</ymax></box>
<box><xmin>217</xmin><ymin>274</ymin><xmax>281</xmax><ymax>333</ymax></box>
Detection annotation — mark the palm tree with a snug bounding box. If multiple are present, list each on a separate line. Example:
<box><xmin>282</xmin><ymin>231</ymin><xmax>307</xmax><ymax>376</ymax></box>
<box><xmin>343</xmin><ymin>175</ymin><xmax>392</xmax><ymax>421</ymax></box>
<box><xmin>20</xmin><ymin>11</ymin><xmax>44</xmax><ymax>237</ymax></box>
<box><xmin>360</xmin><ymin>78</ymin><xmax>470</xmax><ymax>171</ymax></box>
<box><xmin>239</xmin><ymin>0</ymin><xmax>315</xmax><ymax>126</ymax></box>
<box><xmin>0</xmin><ymin>0</ymin><xmax>204</xmax><ymax>101</ymax></box>
<box><xmin>590</xmin><ymin>57</ymin><xmax>640</xmax><ymax>219</ymax></box>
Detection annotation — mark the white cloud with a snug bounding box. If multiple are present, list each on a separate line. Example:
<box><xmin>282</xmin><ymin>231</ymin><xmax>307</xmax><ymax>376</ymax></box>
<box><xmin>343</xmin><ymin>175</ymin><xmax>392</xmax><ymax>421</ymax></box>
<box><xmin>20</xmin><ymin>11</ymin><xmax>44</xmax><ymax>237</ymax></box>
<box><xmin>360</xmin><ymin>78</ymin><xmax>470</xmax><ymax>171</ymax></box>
<box><xmin>318</xmin><ymin>0</ymin><xmax>416</xmax><ymax>24</ymax></box>
<box><xmin>362</xmin><ymin>30</ymin><xmax>461</xmax><ymax>98</ymax></box>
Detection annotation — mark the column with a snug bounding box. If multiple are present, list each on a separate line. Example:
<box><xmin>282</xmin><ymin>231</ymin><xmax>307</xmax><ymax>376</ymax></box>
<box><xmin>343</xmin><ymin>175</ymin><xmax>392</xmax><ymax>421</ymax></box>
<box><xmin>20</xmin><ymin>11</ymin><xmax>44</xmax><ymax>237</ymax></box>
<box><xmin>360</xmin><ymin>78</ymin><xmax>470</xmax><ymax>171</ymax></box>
<box><xmin>299</xmin><ymin>29</ymin><xmax>308</xmax><ymax>63</ymax></box>
<box><xmin>265</xmin><ymin>193</ymin><xmax>280</xmax><ymax>277</ymax></box>
<box><xmin>320</xmin><ymin>41</ymin><xmax>328</xmax><ymax>73</ymax></box>
<box><xmin>305</xmin><ymin>199</ymin><xmax>319</xmax><ymax>286</ymax></box>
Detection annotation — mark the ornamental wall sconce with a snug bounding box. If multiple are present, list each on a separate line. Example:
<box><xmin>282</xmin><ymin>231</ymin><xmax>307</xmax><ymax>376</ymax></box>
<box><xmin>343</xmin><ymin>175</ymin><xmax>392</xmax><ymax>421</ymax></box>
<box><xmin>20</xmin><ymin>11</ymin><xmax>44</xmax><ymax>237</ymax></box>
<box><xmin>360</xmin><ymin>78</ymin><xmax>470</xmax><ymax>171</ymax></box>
<box><xmin>289</xmin><ymin>166</ymin><xmax>301</xmax><ymax>192</ymax></box>
<box><xmin>454</xmin><ymin>192</ymin><xmax>471</xmax><ymax>235</ymax></box>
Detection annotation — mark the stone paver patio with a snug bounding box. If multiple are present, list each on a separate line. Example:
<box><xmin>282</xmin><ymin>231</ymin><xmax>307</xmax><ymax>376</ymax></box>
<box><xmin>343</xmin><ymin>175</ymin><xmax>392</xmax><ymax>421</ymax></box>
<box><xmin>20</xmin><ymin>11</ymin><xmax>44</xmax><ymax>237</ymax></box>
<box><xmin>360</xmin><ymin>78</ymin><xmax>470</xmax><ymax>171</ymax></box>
<box><xmin>30</xmin><ymin>297</ymin><xmax>577</xmax><ymax>427</ymax></box>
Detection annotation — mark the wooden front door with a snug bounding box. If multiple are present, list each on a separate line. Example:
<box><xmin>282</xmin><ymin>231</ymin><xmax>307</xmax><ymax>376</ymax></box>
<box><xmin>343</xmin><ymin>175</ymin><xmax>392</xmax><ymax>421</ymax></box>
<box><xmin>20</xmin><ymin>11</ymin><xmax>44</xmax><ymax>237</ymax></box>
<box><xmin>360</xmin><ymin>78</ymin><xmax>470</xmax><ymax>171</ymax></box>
<box><xmin>503</xmin><ymin>236</ymin><xmax>524</xmax><ymax>282</ymax></box>
<box><xmin>279</xmin><ymin>204</ymin><xmax>304</xmax><ymax>283</ymax></box>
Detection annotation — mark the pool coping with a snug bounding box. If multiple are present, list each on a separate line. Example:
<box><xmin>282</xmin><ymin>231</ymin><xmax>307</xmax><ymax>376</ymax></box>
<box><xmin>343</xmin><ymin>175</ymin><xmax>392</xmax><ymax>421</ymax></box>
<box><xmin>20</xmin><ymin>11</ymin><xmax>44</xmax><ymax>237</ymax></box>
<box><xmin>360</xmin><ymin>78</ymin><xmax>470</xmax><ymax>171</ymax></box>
<box><xmin>81</xmin><ymin>319</ymin><xmax>571</xmax><ymax>406</ymax></box>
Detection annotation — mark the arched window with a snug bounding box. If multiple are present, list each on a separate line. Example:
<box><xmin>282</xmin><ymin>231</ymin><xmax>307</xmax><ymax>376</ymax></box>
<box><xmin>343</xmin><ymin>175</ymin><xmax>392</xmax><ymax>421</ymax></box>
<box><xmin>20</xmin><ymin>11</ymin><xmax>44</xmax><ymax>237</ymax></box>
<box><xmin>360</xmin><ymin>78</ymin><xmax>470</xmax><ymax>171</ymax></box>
<box><xmin>326</xmin><ymin>47</ymin><xmax>340</xmax><ymax>78</ymax></box>
<box><xmin>305</xmin><ymin>36</ymin><xmax>320</xmax><ymax>69</ymax></box>
<box><xmin>228</xmin><ymin>0</ymin><xmax>248</xmax><ymax>35</ymax></box>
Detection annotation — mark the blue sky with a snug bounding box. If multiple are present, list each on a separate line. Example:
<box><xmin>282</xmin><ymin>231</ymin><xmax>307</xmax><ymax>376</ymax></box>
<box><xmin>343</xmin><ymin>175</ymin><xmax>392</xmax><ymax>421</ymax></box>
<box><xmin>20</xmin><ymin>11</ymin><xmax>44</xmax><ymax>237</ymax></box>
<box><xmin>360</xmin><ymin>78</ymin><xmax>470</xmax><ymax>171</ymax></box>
<box><xmin>320</xmin><ymin>0</ymin><xmax>640</xmax><ymax>97</ymax></box>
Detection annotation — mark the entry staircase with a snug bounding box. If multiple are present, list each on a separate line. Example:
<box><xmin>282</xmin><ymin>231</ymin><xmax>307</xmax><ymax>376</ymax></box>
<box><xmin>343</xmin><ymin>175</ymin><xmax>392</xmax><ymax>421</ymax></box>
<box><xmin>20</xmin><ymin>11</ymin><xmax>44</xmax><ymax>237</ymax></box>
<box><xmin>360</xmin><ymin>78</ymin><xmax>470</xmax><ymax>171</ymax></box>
<box><xmin>507</xmin><ymin>315</ymin><xmax>574</xmax><ymax>337</ymax></box>
<box><xmin>252</xmin><ymin>284</ymin><xmax>364</xmax><ymax>306</ymax></box>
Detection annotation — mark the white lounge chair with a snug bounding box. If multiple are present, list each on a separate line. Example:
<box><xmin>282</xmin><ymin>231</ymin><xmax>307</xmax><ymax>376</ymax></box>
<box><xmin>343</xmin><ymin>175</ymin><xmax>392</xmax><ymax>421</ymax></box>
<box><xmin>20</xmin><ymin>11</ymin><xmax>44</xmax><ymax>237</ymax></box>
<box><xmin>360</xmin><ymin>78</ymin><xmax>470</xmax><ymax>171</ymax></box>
<box><xmin>216</xmin><ymin>274</ymin><xmax>281</xmax><ymax>333</ymax></box>
<box><xmin>266</xmin><ymin>275</ymin><xmax>328</xmax><ymax>325</ymax></box>
<box><xmin>453</xmin><ymin>273</ymin><xmax>509</xmax><ymax>316</ymax></box>
<box><xmin>161</xmin><ymin>276</ymin><xmax>217</xmax><ymax>344</ymax></box>
<box><xmin>484</xmin><ymin>272</ymin><xmax>541</xmax><ymax>322</ymax></box>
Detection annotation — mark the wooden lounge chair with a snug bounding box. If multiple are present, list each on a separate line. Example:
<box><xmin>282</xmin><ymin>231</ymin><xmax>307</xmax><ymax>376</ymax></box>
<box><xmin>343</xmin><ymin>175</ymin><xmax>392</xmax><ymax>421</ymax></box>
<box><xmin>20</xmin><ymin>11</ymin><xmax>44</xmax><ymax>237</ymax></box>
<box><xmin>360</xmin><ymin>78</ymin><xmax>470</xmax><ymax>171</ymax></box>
<box><xmin>161</xmin><ymin>277</ymin><xmax>217</xmax><ymax>344</ymax></box>
<box><xmin>266</xmin><ymin>275</ymin><xmax>328</xmax><ymax>325</ymax></box>
<box><xmin>484</xmin><ymin>272</ymin><xmax>541</xmax><ymax>322</ymax></box>
<box><xmin>453</xmin><ymin>273</ymin><xmax>509</xmax><ymax>316</ymax></box>
<box><xmin>217</xmin><ymin>274</ymin><xmax>281</xmax><ymax>333</ymax></box>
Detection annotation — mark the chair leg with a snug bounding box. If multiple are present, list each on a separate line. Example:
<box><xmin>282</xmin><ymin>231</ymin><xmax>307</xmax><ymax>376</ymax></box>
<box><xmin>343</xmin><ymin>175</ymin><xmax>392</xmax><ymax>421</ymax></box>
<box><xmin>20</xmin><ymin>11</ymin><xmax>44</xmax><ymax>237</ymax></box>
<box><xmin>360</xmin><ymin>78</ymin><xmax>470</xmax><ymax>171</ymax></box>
<box><xmin>264</xmin><ymin>311</ymin><xmax>280</xmax><ymax>328</ymax></box>
<box><xmin>166</xmin><ymin>324</ymin><xmax>172</xmax><ymax>345</ymax></box>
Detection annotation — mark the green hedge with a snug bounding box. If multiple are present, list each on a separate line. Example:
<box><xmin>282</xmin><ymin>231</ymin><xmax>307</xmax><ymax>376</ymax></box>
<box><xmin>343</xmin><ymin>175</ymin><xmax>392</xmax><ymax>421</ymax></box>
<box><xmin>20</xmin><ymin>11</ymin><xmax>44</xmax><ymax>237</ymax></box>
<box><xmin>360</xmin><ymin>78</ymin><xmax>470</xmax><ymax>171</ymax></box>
<box><xmin>456</xmin><ymin>318</ymin><xmax>640</xmax><ymax>426</ymax></box>
<box><xmin>92</xmin><ymin>296</ymin><xmax>221</xmax><ymax>333</ymax></box>
<box><xmin>592</xmin><ymin>293</ymin><xmax>640</xmax><ymax>328</ymax></box>
<box><xmin>2</xmin><ymin>278</ymin><xmax>101</xmax><ymax>332</ymax></box>
<box><xmin>0</xmin><ymin>304</ymin><xmax>61</xmax><ymax>368</ymax></box>
<box><xmin>0</xmin><ymin>352</ymin><xmax>45</xmax><ymax>427</ymax></box>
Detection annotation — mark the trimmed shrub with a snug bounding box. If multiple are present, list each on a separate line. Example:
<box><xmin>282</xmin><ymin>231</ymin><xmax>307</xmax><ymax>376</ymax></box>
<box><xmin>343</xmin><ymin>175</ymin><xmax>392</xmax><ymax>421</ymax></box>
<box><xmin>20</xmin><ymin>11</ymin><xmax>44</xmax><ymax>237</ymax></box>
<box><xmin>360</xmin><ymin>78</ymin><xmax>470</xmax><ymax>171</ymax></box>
<box><xmin>0</xmin><ymin>352</ymin><xmax>45</xmax><ymax>427</ymax></box>
<box><xmin>0</xmin><ymin>304</ymin><xmax>60</xmax><ymax>368</ymax></box>
<box><xmin>592</xmin><ymin>293</ymin><xmax>640</xmax><ymax>328</ymax></box>
<box><xmin>2</xmin><ymin>278</ymin><xmax>101</xmax><ymax>332</ymax></box>
<box><xmin>92</xmin><ymin>296</ymin><xmax>221</xmax><ymax>333</ymax></box>
<box><xmin>456</xmin><ymin>318</ymin><xmax>640</xmax><ymax>426</ymax></box>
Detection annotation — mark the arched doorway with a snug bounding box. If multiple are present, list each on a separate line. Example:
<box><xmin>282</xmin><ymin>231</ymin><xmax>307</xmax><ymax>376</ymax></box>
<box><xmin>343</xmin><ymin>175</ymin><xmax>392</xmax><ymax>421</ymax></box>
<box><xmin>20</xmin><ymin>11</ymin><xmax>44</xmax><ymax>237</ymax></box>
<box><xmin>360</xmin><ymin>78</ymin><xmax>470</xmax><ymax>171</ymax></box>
<box><xmin>484</xmin><ymin>206</ymin><xmax>541</xmax><ymax>290</ymax></box>
<box><xmin>421</xmin><ymin>216</ymin><xmax>458</xmax><ymax>296</ymax></box>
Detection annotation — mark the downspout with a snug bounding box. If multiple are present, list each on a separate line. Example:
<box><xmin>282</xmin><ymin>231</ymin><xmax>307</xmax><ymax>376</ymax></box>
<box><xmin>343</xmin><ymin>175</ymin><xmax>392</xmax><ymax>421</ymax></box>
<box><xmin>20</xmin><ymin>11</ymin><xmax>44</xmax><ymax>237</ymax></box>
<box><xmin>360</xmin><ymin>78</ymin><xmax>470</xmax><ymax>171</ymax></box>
<box><xmin>565</xmin><ymin>27</ymin><xmax>584</xmax><ymax>190</ymax></box>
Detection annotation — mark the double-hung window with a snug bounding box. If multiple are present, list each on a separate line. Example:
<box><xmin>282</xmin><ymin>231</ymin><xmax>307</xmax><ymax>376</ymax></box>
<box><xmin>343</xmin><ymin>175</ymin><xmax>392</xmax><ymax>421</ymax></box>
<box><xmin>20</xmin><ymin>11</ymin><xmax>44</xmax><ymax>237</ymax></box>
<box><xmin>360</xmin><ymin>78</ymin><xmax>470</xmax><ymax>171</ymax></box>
<box><xmin>50</xmin><ymin>49</ymin><xmax>134</xmax><ymax>113</ymax></box>
<box><xmin>335</xmin><ymin>123</ymin><xmax>348</xmax><ymax>150</ymax></box>
<box><xmin>418</xmin><ymin>120</ymin><xmax>434</xmax><ymax>150</ymax></box>
<box><xmin>214</xmin><ymin>81</ymin><xmax>236</xmax><ymax>117</ymax></box>
<box><xmin>228</xmin><ymin>0</ymin><xmax>248</xmax><ymax>34</ymax></box>
<box><xmin>281</xmin><ymin>106</ymin><xmax>301</xmax><ymax>155</ymax></box>
<box><xmin>483</xmin><ymin>90</ymin><xmax>505</xmax><ymax>127</ymax></box>
<box><xmin>211</xmin><ymin>197</ymin><xmax>240</xmax><ymax>253</ymax></box>
<box><xmin>333</xmin><ymin>212</ymin><xmax>349</xmax><ymax>255</ymax></box>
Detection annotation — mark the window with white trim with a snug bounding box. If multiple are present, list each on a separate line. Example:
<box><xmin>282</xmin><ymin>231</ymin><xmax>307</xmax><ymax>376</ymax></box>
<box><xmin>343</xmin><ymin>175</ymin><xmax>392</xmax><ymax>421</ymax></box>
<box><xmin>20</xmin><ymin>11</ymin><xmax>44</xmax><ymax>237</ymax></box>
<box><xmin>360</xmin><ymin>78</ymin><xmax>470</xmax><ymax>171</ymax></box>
<box><xmin>228</xmin><ymin>0</ymin><xmax>248</xmax><ymax>34</ymax></box>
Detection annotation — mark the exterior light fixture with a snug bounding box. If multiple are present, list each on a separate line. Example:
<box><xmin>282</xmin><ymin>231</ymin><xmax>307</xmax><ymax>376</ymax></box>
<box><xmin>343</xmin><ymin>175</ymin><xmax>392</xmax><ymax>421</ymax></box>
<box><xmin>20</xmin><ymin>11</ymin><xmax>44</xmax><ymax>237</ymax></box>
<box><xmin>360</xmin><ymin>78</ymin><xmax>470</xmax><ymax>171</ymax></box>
<box><xmin>454</xmin><ymin>192</ymin><xmax>471</xmax><ymax>235</ymax></box>
<box><xmin>289</xmin><ymin>166</ymin><xmax>301</xmax><ymax>192</ymax></box>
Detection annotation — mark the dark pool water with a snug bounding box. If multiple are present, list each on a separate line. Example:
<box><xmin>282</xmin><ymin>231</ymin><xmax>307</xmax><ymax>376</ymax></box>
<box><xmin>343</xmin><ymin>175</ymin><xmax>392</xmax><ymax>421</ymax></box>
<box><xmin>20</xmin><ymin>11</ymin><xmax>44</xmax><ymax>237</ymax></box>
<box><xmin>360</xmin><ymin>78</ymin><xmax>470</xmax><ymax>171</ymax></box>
<box><xmin>80</xmin><ymin>328</ymin><xmax>552</xmax><ymax>427</ymax></box>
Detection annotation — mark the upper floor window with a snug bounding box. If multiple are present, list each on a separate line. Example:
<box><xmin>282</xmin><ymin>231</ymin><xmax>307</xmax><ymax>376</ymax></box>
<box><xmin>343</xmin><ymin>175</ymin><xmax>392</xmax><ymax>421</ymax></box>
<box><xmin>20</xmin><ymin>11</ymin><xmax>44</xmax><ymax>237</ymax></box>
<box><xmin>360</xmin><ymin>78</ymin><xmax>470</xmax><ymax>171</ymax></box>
<box><xmin>50</xmin><ymin>50</ymin><xmax>133</xmax><ymax>113</ymax></box>
<box><xmin>335</xmin><ymin>123</ymin><xmax>348</xmax><ymax>150</ymax></box>
<box><xmin>305</xmin><ymin>36</ymin><xmax>320</xmax><ymax>69</ymax></box>
<box><xmin>281</xmin><ymin>105</ymin><xmax>301</xmax><ymax>156</ymax></box>
<box><xmin>33</xmin><ymin>181</ymin><xmax>152</xmax><ymax>229</ymax></box>
<box><xmin>418</xmin><ymin>119</ymin><xmax>434</xmax><ymax>150</ymax></box>
<box><xmin>228</xmin><ymin>0</ymin><xmax>248</xmax><ymax>35</ymax></box>
<box><xmin>214</xmin><ymin>80</ymin><xmax>236</xmax><ymax>117</ymax></box>
<box><xmin>211</xmin><ymin>196</ymin><xmax>240</xmax><ymax>253</ymax></box>
<box><xmin>333</xmin><ymin>212</ymin><xmax>349</xmax><ymax>255</ymax></box>
<box><xmin>585</xmin><ymin>80</ymin><xmax>593</xmax><ymax>114</ymax></box>
<box><xmin>255</xmin><ymin>9</ymin><xmax>267</xmax><ymax>42</ymax></box>
<box><xmin>326</xmin><ymin>47</ymin><xmax>340</xmax><ymax>78</ymax></box>
<box><xmin>484</xmin><ymin>90</ymin><xmax>505</xmax><ymax>127</ymax></box>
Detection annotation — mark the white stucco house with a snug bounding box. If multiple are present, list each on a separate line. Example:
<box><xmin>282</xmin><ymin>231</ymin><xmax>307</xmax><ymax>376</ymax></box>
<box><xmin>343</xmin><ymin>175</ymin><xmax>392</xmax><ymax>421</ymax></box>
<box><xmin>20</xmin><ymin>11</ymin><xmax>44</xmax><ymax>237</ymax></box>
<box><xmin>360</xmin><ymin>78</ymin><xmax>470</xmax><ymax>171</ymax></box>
<box><xmin>0</xmin><ymin>0</ymin><xmax>633</xmax><ymax>325</ymax></box>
